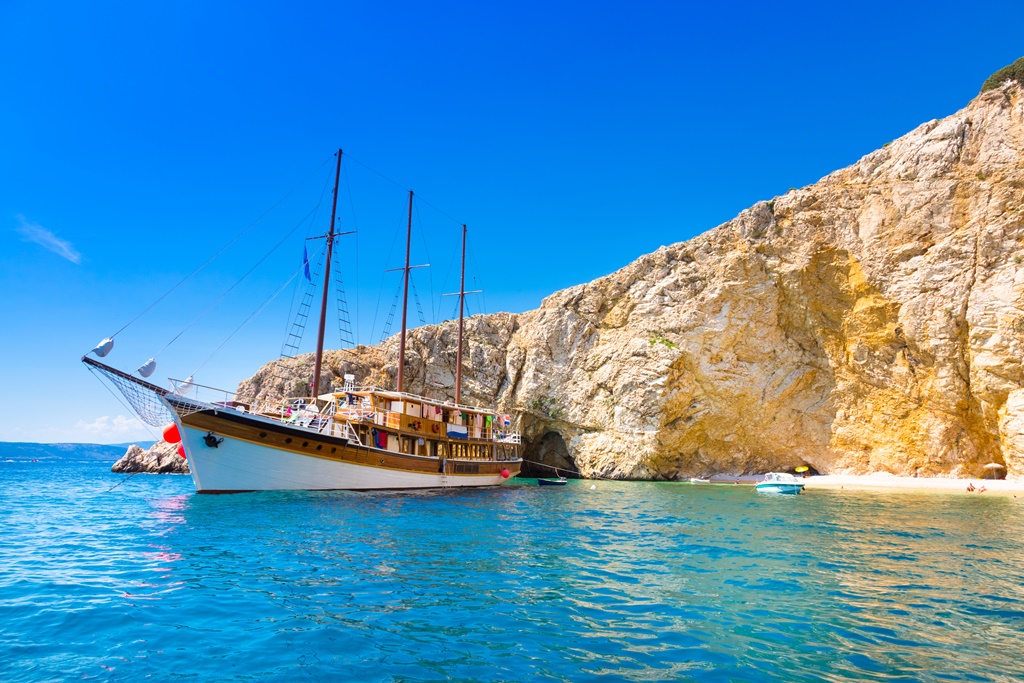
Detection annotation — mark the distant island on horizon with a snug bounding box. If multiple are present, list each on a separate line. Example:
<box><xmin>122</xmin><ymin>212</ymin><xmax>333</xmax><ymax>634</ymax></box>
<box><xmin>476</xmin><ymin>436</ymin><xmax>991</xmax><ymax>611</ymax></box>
<box><xmin>0</xmin><ymin>441</ymin><xmax>153</xmax><ymax>461</ymax></box>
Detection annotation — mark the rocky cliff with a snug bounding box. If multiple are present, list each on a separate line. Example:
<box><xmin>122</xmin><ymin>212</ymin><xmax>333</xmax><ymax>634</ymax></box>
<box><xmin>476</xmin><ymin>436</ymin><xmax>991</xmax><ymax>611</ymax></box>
<box><xmin>238</xmin><ymin>75</ymin><xmax>1024</xmax><ymax>482</ymax></box>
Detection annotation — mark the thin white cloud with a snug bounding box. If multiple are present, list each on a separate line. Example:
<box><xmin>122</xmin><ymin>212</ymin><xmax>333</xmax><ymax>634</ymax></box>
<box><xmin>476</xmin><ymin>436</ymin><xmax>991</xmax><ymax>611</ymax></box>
<box><xmin>16</xmin><ymin>214</ymin><xmax>81</xmax><ymax>264</ymax></box>
<box><xmin>74</xmin><ymin>414</ymin><xmax>145</xmax><ymax>439</ymax></box>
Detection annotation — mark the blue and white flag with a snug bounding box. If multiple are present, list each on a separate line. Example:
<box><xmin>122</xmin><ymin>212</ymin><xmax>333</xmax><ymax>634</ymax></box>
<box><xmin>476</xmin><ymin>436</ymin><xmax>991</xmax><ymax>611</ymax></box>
<box><xmin>446</xmin><ymin>424</ymin><xmax>469</xmax><ymax>440</ymax></box>
<box><xmin>302</xmin><ymin>246</ymin><xmax>311</xmax><ymax>282</ymax></box>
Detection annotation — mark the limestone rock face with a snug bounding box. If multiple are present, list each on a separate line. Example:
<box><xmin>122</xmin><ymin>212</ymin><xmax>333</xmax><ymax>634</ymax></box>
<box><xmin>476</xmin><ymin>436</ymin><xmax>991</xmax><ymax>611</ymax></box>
<box><xmin>112</xmin><ymin>442</ymin><xmax>190</xmax><ymax>474</ymax></box>
<box><xmin>238</xmin><ymin>82</ymin><xmax>1024</xmax><ymax>481</ymax></box>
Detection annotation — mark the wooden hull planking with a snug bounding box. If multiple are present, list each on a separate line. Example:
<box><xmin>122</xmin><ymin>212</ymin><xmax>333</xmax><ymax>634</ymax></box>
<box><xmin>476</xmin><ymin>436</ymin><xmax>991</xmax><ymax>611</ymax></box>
<box><xmin>171</xmin><ymin>403</ymin><xmax>521</xmax><ymax>493</ymax></box>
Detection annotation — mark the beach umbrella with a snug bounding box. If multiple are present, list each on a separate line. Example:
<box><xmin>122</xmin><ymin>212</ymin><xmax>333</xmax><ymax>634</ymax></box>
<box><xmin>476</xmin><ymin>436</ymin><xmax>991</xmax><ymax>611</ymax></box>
<box><xmin>983</xmin><ymin>463</ymin><xmax>1005</xmax><ymax>479</ymax></box>
<box><xmin>795</xmin><ymin>466</ymin><xmax>809</xmax><ymax>473</ymax></box>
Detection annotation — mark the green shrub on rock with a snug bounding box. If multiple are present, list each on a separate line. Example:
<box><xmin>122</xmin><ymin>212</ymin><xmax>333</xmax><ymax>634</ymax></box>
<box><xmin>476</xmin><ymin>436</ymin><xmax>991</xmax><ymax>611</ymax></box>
<box><xmin>981</xmin><ymin>57</ymin><xmax>1024</xmax><ymax>92</ymax></box>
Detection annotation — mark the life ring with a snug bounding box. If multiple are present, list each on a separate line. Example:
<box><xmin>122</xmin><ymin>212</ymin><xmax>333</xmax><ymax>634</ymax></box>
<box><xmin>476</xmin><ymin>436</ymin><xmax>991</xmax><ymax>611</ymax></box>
<box><xmin>431</xmin><ymin>423</ymin><xmax>439</xmax><ymax>434</ymax></box>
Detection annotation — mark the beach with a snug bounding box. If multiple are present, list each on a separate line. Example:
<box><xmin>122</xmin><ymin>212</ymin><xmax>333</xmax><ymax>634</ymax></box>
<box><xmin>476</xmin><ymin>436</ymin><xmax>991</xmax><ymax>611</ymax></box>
<box><xmin>710</xmin><ymin>473</ymin><xmax>1023</xmax><ymax>495</ymax></box>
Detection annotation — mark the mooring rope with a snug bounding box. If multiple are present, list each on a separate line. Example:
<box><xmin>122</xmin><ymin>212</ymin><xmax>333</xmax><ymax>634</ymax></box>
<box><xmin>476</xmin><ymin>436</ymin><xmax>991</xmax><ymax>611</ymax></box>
<box><xmin>519</xmin><ymin>458</ymin><xmax>641</xmax><ymax>482</ymax></box>
<box><xmin>104</xmin><ymin>471</ymin><xmax>143</xmax><ymax>493</ymax></box>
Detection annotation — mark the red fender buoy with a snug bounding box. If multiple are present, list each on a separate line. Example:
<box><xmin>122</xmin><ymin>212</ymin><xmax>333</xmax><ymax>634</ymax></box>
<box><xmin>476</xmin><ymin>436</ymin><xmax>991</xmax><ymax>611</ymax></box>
<box><xmin>162</xmin><ymin>423</ymin><xmax>181</xmax><ymax>444</ymax></box>
<box><xmin>501</xmin><ymin>469</ymin><xmax>510</xmax><ymax>479</ymax></box>
<box><xmin>177</xmin><ymin>442</ymin><xmax>187</xmax><ymax>459</ymax></box>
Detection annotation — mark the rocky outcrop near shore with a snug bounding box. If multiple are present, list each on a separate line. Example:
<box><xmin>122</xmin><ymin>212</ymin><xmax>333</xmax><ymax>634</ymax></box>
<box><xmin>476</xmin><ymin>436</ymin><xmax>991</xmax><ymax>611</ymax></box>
<box><xmin>231</xmin><ymin>70</ymin><xmax>1024</xmax><ymax>482</ymax></box>
<box><xmin>112</xmin><ymin>442</ymin><xmax>189</xmax><ymax>474</ymax></box>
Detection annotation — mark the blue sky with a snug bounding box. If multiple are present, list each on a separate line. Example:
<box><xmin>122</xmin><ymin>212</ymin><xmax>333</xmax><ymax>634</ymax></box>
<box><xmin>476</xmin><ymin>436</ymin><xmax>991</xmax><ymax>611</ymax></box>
<box><xmin>2</xmin><ymin>1</ymin><xmax>1022</xmax><ymax>443</ymax></box>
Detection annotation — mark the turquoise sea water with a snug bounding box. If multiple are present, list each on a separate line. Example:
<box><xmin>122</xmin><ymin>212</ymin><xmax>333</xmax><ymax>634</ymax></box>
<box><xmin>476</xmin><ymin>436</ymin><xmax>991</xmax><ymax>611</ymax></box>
<box><xmin>2</xmin><ymin>454</ymin><xmax>1023</xmax><ymax>682</ymax></box>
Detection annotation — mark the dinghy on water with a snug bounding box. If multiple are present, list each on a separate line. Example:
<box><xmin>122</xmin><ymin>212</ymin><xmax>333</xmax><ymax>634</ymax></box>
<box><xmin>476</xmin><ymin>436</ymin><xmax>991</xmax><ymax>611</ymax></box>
<box><xmin>755</xmin><ymin>472</ymin><xmax>805</xmax><ymax>495</ymax></box>
<box><xmin>537</xmin><ymin>477</ymin><xmax>568</xmax><ymax>486</ymax></box>
<box><xmin>83</xmin><ymin>149</ymin><xmax>523</xmax><ymax>493</ymax></box>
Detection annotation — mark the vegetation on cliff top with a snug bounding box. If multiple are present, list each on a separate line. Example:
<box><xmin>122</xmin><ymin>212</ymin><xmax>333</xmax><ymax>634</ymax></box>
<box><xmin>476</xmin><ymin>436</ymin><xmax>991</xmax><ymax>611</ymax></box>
<box><xmin>981</xmin><ymin>57</ymin><xmax>1024</xmax><ymax>92</ymax></box>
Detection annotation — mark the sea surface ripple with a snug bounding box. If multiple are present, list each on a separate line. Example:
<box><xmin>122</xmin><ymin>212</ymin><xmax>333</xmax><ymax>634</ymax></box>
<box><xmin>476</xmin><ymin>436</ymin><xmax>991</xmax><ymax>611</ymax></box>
<box><xmin>1</xmin><ymin>457</ymin><xmax>1023</xmax><ymax>681</ymax></box>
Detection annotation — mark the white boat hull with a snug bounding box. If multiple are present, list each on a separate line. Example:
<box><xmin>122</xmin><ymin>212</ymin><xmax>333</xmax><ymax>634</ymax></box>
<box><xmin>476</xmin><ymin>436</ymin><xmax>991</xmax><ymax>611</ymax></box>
<box><xmin>180</xmin><ymin>424</ymin><xmax>511</xmax><ymax>492</ymax></box>
<box><xmin>755</xmin><ymin>483</ymin><xmax>804</xmax><ymax>494</ymax></box>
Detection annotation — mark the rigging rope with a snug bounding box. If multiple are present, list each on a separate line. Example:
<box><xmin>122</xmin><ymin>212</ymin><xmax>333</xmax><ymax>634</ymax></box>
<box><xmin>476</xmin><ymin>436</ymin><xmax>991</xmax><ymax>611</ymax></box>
<box><xmin>108</xmin><ymin>154</ymin><xmax>334</xmax><ymax>340</ymax></box>
<box><xmin>85</xmin><ymin>364</ymin><xmax>163</xmax><ymax>444</ymax></box>
<box><xmin>437</xmin><ymin>244</ymin><xmax>458</xmax><ymax>322</ymax></box>
<box><xmin>370</xmin><ymin>198</ymin><xmax>412</xmax><ymax>343</ymax></box>
<box><xmin>190</xmin><ymin>262</ymin><xmax>307</xmax><ymax>377</ymax></box>
<box><xmin>342</xmin><ymin>152</ymin><xmax>463</xmax><ymax>226</ymax></box>
<box><xmin>280</xmin><ymin>166</ymin><xmax>334</xmax><ymax>343</ymax></box>
<box><xmin>342</xmin><ymin>161</ymin><xmax>360</xmax><ymax>346</ymax></box>
<box><xmin>379</xmin><ymin>277</ymin><xmax>404</xmax><ymax>342</ymax></box>
<box><xmin>332</xmin><ymin>245</ymin><xmax>355</xmax><ymax>348</ymax></box>
<box><xmin>410</xmin><ymin>272</ymin><xmax>426</xmax><ymax>326</ymax></box>
<box><xmin>413</xmin><ymin>201</ymin><xmax>435</xmax><ymax>325</ymax></box>
<box><xmin>152</xmin><ymin>205</ymin><xmax>320</xmax><ymax>359</ymax></box>
<box><xmin>280</xmin><ymin>241</ymin><xmax>326</xmax><ymax>358</ymax></box>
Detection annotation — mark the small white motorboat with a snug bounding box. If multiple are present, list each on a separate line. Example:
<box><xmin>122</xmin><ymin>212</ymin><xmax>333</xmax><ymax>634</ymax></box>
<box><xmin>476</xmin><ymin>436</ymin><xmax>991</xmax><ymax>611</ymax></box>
<box><xmin>755</xmin><ymin>472</ymin><xmax>805</xmax><ymax>495</ymax></box>
<box><xmin>689</xmin><ymin>477</ymin><xmax>710</xmax><ymax>483</ymax></box>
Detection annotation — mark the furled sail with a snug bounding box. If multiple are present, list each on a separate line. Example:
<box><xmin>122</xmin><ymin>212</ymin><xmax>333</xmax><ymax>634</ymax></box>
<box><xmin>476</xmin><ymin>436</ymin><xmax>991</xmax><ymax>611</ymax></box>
<box><xmin>92</xmin><ymin>338</ymin><xmax>114</xmax><ymax>357</ymax></box>
<box><xmin>138</xmin><ymin>358</ymin><xmax>156</xmax><ymax>378</ymax></box>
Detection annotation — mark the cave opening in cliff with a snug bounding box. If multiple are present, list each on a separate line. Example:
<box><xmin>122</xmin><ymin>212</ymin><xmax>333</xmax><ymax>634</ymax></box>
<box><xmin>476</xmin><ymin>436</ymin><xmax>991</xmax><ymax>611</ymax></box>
<box><xmin>520</xmin><ymin>431</ymin><xmax>579</xmax><ymax>478</ymax></box>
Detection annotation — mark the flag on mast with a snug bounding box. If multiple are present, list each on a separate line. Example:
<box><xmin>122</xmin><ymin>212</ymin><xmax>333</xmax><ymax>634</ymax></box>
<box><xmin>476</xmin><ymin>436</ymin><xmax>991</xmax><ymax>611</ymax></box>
<box><xmin>302</xmin><ymin>246</ymin><xmax>311</xmax><ymax>282</ymax></box>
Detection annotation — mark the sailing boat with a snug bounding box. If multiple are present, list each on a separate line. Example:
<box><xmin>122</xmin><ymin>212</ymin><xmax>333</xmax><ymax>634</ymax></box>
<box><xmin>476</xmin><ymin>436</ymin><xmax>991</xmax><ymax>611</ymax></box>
<box><xmin>83</xmin><ymin>150</ymin><xmax>523</xmax><ymax>492</ymax></box>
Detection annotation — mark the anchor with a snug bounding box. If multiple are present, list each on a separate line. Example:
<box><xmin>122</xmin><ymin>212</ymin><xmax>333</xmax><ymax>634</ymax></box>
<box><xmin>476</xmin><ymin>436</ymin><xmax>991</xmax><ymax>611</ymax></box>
<box><xmin>203</xmin><ymin>431</ymin><xmax>224</xmax><ymax>448</ymax></box>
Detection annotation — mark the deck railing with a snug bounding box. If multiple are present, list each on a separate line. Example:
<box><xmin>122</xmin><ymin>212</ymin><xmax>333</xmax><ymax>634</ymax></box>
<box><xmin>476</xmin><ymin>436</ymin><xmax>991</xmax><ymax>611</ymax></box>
<box><xmin>166</xmin><ymin>382</ymin><xmax>523</xmax><ymax>446</ymax></box>
<box><xmin>335</xmin><ymin>408</ymin><xmax>522</xmax><ymax>444</ymax></box>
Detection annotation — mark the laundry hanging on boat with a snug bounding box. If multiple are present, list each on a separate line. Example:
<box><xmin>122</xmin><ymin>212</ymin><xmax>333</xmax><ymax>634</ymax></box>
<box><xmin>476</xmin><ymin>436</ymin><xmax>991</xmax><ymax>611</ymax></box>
<box><xmin>447</xmin><ymin>425</ymin><xmax>469</xmax><ymax>439</ymax></box>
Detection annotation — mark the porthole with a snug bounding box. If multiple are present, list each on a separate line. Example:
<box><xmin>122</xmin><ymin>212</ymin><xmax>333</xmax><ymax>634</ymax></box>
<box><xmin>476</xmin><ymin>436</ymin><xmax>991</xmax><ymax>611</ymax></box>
<box><xmin>259</xmin><ymin>431</ymin><xmax>267</xmax><ymax>438</ymax></box>
<box><xmin>302</xmin><ymin>441</ymin><xmax>309</xmax><ymax>448</ymax></box>
<box><xmin>284</xmin><ymin>437</ymin><xmax>292</xmax><ymax>444</ymax></box>
<box><xmin>316</xmin><ymin>444</ymin><xmax>322</xmax><ymax>451</ymax></box>
<box><xmin>330</xmin><ymin>447</ymin><xmax>337</xmax><ymax>454</ymax></box>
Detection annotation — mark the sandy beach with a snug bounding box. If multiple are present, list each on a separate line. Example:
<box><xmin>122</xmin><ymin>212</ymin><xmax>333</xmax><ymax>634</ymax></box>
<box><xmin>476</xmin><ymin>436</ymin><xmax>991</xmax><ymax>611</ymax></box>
<box><xmin>802</xmin><ymin>473</ymin><xmax>1024</xmax><ymax>496</ymax></box>
<box><xmin>708</xmin><ymin>473</ymin><xmax>1024</xmax><ymax>496</ymax></box>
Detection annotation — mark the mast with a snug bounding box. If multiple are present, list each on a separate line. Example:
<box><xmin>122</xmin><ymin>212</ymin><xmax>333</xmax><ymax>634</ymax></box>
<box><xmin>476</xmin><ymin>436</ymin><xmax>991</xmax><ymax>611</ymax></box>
<box><xmin>397</xmin><ymin>190</ymin><xmax>413</xmax><ymax>393</ymax></box>
<box><xmin>311</xmin><ymin>149</ymin><xmax>343</xmax><ymax>398</ymax></box>
<box><xmin>455</xmin><ymin>224</ymin><xmax>467</xmax><ymax>404</ymax></box>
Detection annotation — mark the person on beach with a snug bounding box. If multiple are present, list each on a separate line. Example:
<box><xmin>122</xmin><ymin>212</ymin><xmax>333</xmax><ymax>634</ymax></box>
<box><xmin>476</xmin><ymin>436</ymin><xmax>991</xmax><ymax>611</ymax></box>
<box><xmin>967</xmin><ymin>482</ymin><xmax>975</xmax><ymax>492</ymax></box>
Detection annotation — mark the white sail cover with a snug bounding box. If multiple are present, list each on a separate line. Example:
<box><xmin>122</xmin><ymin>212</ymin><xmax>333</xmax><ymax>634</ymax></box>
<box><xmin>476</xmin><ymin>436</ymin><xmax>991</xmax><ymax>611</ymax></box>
<box><xmin>176</xmin><ymin>375</ymin><xmax>194</xmax><ymax>395</ymax></box>
<box><xmin>137</xmin><ymin>358</ymin><xmax>156</xmax><ymax>378</ymax></box>
<box><xmin>92</xmin><ymin>337</ymin><xmax>114</xmax><ymax>357</ymax></box>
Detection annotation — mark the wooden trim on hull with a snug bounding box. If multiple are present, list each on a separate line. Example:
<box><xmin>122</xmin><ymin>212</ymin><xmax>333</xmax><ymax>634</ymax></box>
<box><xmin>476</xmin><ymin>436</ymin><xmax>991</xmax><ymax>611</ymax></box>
<box><xmin>171</xmin><ymin>405</ymin><xmax>521</xmax><ymax>492</ymax></box>
<box><xmin>179</xmin><ymin>409</ymin><xmax>519</xmax><ymax>475</ymax></box>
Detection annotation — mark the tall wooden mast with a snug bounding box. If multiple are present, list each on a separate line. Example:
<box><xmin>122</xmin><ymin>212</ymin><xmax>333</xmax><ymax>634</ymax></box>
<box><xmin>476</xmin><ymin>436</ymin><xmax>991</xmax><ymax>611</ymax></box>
<box><xmin>455</xmin><ymin>224</ymin><xmax>467</xmax><ymax>404</ymax></box>
<box><xmin>311</xmin><ymin>149</ymin><xmax>343</xmax><ymax>398</ymax></box>
<box><xmin>442</xmin><ymin>225</ymin><xmax>480</xmax><ymax>405</ymax></box>
<box><xmin>397</xmin><ymin>190</ymin><xmax>413</xmax><ymax>393</ymax></box>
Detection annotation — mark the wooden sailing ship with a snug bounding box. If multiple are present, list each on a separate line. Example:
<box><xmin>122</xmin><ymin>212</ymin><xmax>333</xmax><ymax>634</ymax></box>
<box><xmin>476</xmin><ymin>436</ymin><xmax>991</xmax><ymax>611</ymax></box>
<box><xmin>83</xmin><ymin>149</ymin><xmax>523</xmax><ymax>492</ymax></box>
